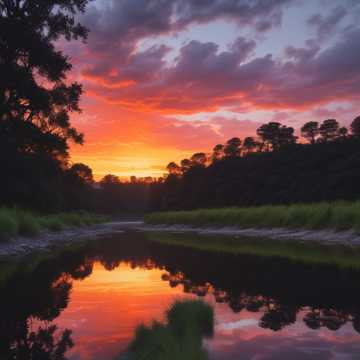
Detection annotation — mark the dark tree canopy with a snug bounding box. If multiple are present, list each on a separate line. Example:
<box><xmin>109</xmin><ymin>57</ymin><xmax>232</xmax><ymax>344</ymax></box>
<box><xmin>69</xmin><ymin>163</ymin><xmax>94</xmax><ymax>184</ymax></box>
<box><xmin>319</xmin><ymin>119</ymin><xmax>339</xmax><ymax>142</ymax></box>
<box><xmin>0</xmin><ymin>0</ymin><xmax>95</xmax><ymax>211</ymax></box>
<box><xmin>212</xmin><ymin>144</ymin><xmax>224</xmax><ymax>162</ymax></box>
<box><xmin>351</xmin><ymin>116</ymin><xmax>360</xmax><ymax>137</ymax></box>
<box><xmin>257</xmin><ymin>122</ymin><xmax>296</xmax><ymax>150</ymax></box>
<box><xmin>0</xmin><ymin>0</ymin><xmax>91</xmax><ymax>157</ymax></box>
<box><xmin>190</xmin><ymin>152</ymin><xmax>207</xmax><ymax>167</ymax></box>
<box><xmin>301</xmin><ymin>121</ymin><xmax>319</xmax><ymax>144</ymax></box>
<box><xmin>180</xmin><ymin>158</ymin><xmax>192</xmax><ymax>173</ymax></box>
<box><xmin>224</xmin><ymin>137</ymin><xmax>242</xmax><ymax>157</ymax></box>
<box><xmin>100</xmin><ymin>174</ymin><xmax>121</xmax><ymax>187</ymax></box>
<box><xmin>149</xmin><ymin>116</ymin><xmax>360</xmax><ymax>212</ymax></box>
<box><xmin>243</xmin><ymin>136</ymin><xmax>257</xmax><ymax>154</ymax></box>
<box><xmin>166</xmin><ymin>162</ymin><xmax>182</xmax><ymax>175</ymax></box>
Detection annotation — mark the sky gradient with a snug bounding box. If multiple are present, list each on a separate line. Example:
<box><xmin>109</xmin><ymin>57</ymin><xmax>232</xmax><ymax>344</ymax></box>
<box><xmin>64</xmin><ymin>0</ymin><xmax>360</xmax><ymax>179</ymax></box>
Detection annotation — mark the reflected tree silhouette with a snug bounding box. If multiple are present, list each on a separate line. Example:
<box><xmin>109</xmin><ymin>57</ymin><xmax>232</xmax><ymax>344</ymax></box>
<box><xmin>1</xmin><ymin>233</ymin><xmax>360</xmax><ymax>359</ymax></box>
<box><xmin>259</xmin><ymin>306</ymin><xmax>297</xmax><ymax>331</ymax></box>
<box><xmin>8</xmin><ymin>325</ymin><xmax>73</xmax><ymax>360</ymax></box>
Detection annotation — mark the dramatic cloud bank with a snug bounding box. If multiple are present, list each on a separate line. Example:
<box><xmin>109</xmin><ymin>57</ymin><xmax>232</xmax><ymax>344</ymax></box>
<box><xmin>65</xmin><ymin>0</ymin><xmax>360</xmax><ymax>177</ymax></box>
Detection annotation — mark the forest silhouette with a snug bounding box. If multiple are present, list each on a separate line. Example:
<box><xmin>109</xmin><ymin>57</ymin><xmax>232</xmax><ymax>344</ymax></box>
<box><xmin>149</xmin><ymin>117</ymin><xmax>360</xmax><ymax>211</ymax></box>
<box><xmin>2</xmin><ymin>0</ymin><xmax>360</xmax><ymax>214</ymax></box>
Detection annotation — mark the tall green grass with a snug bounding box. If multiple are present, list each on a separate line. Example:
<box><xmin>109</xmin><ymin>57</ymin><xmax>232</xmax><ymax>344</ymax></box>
<box><xmin>120</xmin><ymin>299</ymin><xmax>214</xmax><ymax>360</ymax></box>
<box><xmin>145</xmin><ymin>201</ymin><xmax>360</xmax><ymax>232</ymax></box>
<box><xmin>0</xmin><ymin>207</ymin><xmax>108</xmax><ymax>241</ymax></box>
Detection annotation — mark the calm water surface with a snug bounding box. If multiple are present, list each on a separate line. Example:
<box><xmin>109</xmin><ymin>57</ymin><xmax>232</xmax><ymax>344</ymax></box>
<box><xmin>1</xmin><ymin>232</ymin><xmax>360</xmax><ymax>359</ymax></box>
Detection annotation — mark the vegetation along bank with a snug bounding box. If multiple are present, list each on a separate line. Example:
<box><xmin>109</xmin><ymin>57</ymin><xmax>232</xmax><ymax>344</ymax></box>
<box><xmin>145</xmin><ymin>202</ymin><xmax>360</xmax><ymax>232</ymax></box>
<box><xmin>0</xmin><ymin>207</ymin><xmax>108</xmax><ymax>242</ymax></box>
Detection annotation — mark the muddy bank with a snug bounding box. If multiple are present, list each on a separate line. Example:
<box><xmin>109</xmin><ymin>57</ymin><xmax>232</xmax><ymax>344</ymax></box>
<box><xmin>138</xmin><ymin>224</ymin><xmax>360</xmax><ymax>246</ymax></box>
<box><xmin>3</xmin><ymin>220</ymin><xmax>360</xmax><ymax>259</ymax></box>
<box><xmin>0</xmin><ymin>221</ymin><xmax>143</xmax><ymax>258</ymax></box>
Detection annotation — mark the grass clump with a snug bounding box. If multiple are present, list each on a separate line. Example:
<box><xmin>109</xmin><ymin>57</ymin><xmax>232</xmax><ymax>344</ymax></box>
<box><xmin>0</xmin><ymin>209</ymin><xmax>18</xmax><ymax>241</ymax></box>
<box><xmin>14</xmin><ymin>209</ymin><xmax>41</xmax><ymax>236</ymax></box>
<box><xmin>40</xmin><ymin>216</ymin><xmax>65</xmax><ymax>232</ymax></box>
<box><xmin>120</xmin><ymin>299</ymin><xmax>214</xmax><ymax>360</ymax></box>
<box><xmin>145</xmin><ymin>201</ymin><xmax>360</xmax><ymax>232</ymax></box>
<box><xmin>0</xmin><ymin>207</ymin><xmax>108</xmax><ymax>241</ymax></box>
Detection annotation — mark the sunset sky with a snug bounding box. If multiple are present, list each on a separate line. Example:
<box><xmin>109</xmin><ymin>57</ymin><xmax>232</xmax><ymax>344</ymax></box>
<box><xmin>64</xmin><ymin>0</ymin><xmax>360</xmax><ymax>179</ymax></box>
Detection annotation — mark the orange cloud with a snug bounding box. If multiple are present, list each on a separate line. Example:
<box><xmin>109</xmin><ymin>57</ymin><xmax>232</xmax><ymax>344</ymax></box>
<box><xmin>70</xmin><ymin>100</ymin><xmax>261</xmax><ymax>179</ymax></box>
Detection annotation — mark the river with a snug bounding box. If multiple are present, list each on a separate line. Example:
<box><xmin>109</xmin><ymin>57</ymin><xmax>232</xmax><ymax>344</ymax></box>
<box><xmin>1</xmin><ymin>230</ymin><xmax>359</xmax><ymax>359</ymax></box>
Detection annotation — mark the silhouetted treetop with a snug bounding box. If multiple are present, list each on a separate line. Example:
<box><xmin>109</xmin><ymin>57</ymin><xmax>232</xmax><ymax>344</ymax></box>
<box><xmin>69</xmin><ymin>163</ymin><xmax>94</xmax><ymax>184</ymax></box>
<box><xmin>319</xmin><ymin>119</ymin><xmax>340</xmax><ymax>142</ymax></box>
<box><xmin>224</xmin><ymin>137</ymin><xmax>242</xmax><ymax>157</ymax></box>
<box><xmin>180</xmin><ymin>158</ymin><xmax>192</xmax><ymax>173</ymax></box>
<box><xmin>167</xmin><ymin>162</ymin><xmax>182</xmax><ymax>175</ymax></box>
<box><xmin>212</xmin><ymin>144</ymin><xmax>224</xmax><ymax>162</ymax></box>
<box><xmin>100</xmin><ymin>174</ymin><xmax>121</xmax><ymax>187</ymax></box>
<box><xmin>191</xmin><ymin>152</ymin><xmax>207</xmax><ymax>166</ymax></box>
<box><xmin>257</xmin><ymin>122</ymin><xmax>296</xmax><ymax>151</ymax></box>
<box><xmin>301</xmin><ymin>121</ymin><xmax>319</xmax><ymax>144</ymax></box>
<box><xmin>243</xmin><ymin>136</ymin><xmax>257</xmax><ymax>154</ymax></box>
<box><xmin>0</xmin><ymin>0</ymin><xmax>91</xmax><ymax>157</ymax></box>
<box><xmin>351</xmin><ymin>116</ymin><xmax>360</xmax><ymax>137</ymax></box>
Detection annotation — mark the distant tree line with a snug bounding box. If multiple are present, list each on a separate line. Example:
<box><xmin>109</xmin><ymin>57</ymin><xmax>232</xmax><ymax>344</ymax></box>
<box><xmin>148</xmin><ymin>117</ymin><xmax>360</xmax><ymax>210</ymax></box>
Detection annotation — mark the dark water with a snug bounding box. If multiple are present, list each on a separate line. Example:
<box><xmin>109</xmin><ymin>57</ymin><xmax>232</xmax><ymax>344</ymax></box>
<box><xmin>1</xmin><ymin>232</ymin><xmax>360</xmax><ymax>360</ymax></box>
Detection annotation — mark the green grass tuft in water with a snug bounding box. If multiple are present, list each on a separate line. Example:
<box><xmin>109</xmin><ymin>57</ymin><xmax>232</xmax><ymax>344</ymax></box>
<box><xmin>121</xmin><ymin>299</ymin><xmax>214</xmax><ymax>360</ymax></box>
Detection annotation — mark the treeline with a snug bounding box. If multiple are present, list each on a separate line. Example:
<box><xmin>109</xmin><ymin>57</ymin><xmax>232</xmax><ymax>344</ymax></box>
<box><xmin>148</xmin><ymin>117</ymin><xmax>360</xmax><ymax>210</ymax></box>
<box><xmin>0</xmin><ymin>0</ymin><xmax>153</xmax><ymax>215</ymax></box>
<box><xmin>0</xmin><ymin>141</ymin><xmax>155</xmax><ymax>213</ymax></box>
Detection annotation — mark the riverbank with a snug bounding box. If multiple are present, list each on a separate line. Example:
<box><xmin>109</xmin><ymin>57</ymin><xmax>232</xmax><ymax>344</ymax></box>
<box><xmin>145</xmin><ymin>202</ymin><xmax>360</xmax><ymax>233</ymax></box>
<box><xmin>144</xmin><ymin>230</ymin><xmax>360</xmax><ymax>269</ymax></box>
<box><xmin>0</xmin><ymin>208</ymin><xmax>110</xmax><ymax>241</ymax></box>
<box><xmin>0</xmin><ymin>221</ymin><xmax>142</xmax><ymax>258</ymax></box>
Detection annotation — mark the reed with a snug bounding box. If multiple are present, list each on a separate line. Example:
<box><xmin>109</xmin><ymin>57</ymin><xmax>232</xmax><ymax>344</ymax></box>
<box><xmin>0</xmin><ymin>207</ymin><xmax>108</xmax><ymax>241</ymax></box>
<box><xmin>145</xmin><ymin>201</ymin><xmax>360</xmax><ymax>232</ymax></box>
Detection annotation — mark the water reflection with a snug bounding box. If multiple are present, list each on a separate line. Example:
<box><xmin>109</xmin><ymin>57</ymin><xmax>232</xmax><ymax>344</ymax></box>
<box><xmin>0</xmin><ymin>232</ymin><xmax>360</xmax><ymax>359</ymax></box>
<box><xmin>119</xmin><ymin>299</ymin><xmax>214</xmax><ymax>360</ymax></box>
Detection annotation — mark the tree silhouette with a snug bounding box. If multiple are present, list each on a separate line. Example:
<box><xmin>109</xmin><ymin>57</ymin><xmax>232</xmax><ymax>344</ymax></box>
<box><xmin>301</xmin><ymin>121</ymin><xmax>319</xmax><ymax>144</ymax></box>
<box><xmin>338</xmin><ymin>126</ymin><xmax>348</xmax><ymax>139</ymax></box>
<box><xmin>190</xmin><ymin>153</ymin><xmax>207</xmax><ymax>167</ymax></box>
<box><xmin>180</xmin><ymin>159</ymin><xmax>192</xmax><ymax>173</ymax></box>
<box><xmin>224</xmin><ymin>137</ymin><xmax>241</xmax><ymax>157</ymax></box>
<box><xmin>0</xmin><ymin>0</ymin><xmax>90</xmax><ymax>157</ymax></box>
<box><xmin>69</xmin><ymin>163</ymin><xmax>94</xmax><ymax>185</ymax></box>
<box><xmin>212</xmin><ymin>144</ymin><xmax>224</xmax><ymax>162</ymax></box>
<box><xmin>243</xmin><ymin>136</ymin><xmax>257</xmax><ymax>154</ymax></box>
<box><xmin>351</xmin><ymin>116</ymin><xmax>360</xmax><ymax>137</ymax></box>
<box><xmin>100</xmin><ymin>174</ymin><xmax>121</xmax><ymax>187</ymax></box>
<box><xmin>319</xmin><ymin>119</ymin><xmax>340</xmax><ymax>142</ymax></box>
<box><xmin>9</xmin><ymin>325</ymin><xmax>74</xmax><ymax>360</ymax></box>
<box><xmin>167</xmin><ymin>162</ymin><xmax>182</xmax><ymax>175</ymax></box>
<box><xmin>257</xmin><ymin>122</ymin><xmax>296</xmax><ymax>151</ymax></box>
<box><xmin>259</xmin><ymin>306</ymin><xmax>297</xmax><ymax>331</ymax></box>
